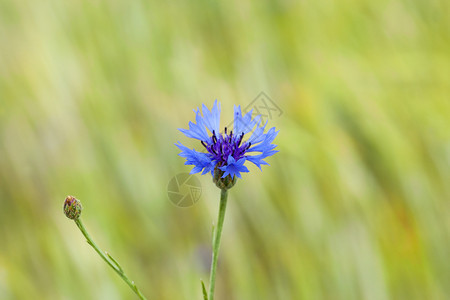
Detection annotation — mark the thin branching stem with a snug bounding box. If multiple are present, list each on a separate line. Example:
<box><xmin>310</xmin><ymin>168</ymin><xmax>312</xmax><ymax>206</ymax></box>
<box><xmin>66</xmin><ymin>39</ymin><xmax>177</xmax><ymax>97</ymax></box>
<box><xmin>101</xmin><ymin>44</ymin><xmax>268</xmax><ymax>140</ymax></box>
<box><xmin>74</xmin><ymin>219</ymin><xmax>147</xmax><ymax>300</ymax></box>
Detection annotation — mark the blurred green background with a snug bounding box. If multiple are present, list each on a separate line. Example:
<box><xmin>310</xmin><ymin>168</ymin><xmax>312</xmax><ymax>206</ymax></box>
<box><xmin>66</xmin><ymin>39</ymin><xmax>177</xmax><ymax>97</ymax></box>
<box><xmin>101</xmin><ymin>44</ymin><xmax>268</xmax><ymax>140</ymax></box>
<box><xmin>0</xmin><ymin>0</ymin><xmax>449</xmax><ymax>299</ymax></box>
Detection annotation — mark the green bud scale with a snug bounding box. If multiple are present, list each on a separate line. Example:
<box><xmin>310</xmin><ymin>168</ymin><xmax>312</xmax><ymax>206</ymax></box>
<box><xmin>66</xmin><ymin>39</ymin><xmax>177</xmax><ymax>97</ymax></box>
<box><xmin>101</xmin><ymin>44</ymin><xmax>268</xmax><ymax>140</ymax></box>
<box><xmin>213</xmin><ymin>165</ymin><xmax>237</xmax><ymax>190</ymax></box>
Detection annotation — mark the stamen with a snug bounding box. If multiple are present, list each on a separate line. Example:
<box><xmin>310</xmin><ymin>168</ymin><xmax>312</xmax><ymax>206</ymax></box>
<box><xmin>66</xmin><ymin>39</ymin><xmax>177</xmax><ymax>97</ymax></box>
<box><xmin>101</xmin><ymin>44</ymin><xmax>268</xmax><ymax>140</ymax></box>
<box><xmin>246</xmin><ymin>142</ymin><xmax>251</xmax><ymax>150</ymax></box>
<box><xmin>224</xmin><ymin>127</ymin><xmax>227</xmax><ymax>134</ymax></box>
<box><xmin>212</xmin><ymin>131</ymin><xmax>217</xmax><ymax>144</ymax></box>
<box><xmin>237</xmin><ymin>133</ymin><xmax>244</xmax><ymax>146</ymax></box>
<box><xmin>201</xmin><ymin>141</ymin><xmax>208</xmax><ymax>149</ymax></box>
<box><xmin>219</xmin><ymin>144</ymin><xmax>225</xmax><ymax>161</ymax></box>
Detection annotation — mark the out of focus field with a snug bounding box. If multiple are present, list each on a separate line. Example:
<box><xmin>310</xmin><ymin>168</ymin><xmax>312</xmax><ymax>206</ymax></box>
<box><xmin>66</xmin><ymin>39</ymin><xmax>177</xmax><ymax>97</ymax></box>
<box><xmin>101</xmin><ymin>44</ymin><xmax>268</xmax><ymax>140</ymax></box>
<box><xmin>0</xmin><ymin>1</ymin><xmax>449</xmax><ymax>299</ymax></box>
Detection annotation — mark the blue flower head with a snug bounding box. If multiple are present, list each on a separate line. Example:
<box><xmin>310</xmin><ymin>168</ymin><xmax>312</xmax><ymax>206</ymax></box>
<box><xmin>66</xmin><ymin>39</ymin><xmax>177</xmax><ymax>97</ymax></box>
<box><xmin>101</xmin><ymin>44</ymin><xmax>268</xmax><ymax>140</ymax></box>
<box><xmin>176</xmin><ymin>100</ymin><xmax>279</xmax><ymax>188</ymax></box>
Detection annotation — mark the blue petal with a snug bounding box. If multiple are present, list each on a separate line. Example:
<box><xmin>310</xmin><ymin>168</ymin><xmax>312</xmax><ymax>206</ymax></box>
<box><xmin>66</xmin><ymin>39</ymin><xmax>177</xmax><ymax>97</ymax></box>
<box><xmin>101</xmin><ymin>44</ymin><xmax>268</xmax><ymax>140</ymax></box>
<box><xmin>247</xmin><ymin>127</ymin><xmax>279</xmax><ymax>153</ymax></box>
<box><xmin>227</xmin><ymin>154</ymin><xmax>236</xmax><ymax>164</ymax></box>
<box><xmin>233</xmin><ymin>105</ymin><xmax>246</xmax><ymax>135</ymax></box>
<box><xmin>219</xmin><ymin>156</ymin><xmax>249</xmax><ymax>178</ymax></box>
<box><xmin>201</xmin><ymin>100</ymin><xmax>221</xmax><ymax>134</ymax></box>
<box><xmin>178</xmin><ymin>114</ymin><xmax>210</xmax><ymax>141</ymax></box>
<box><xmin>241</xmin><ymin>109</ymin><xmax>261</xmax><ymax>132</ymax></box>
<box><xmin>175</xmin><ymin>142</ymin><xmax>216</xmax><ymax>174</ymax></box>
<box><xmin>233</xmin><ymin>106</ymin><xmax>260</xmax><ymax>135</ymax></box>
<box><xmin>247</xmin><ymin>120</ymin><xmax>268</xmax><ymax>144</ymax></box>
<box><xmin>246</xmin><ymin>149</ymin><xmax>279</xmax><ymax>170</ymax></box>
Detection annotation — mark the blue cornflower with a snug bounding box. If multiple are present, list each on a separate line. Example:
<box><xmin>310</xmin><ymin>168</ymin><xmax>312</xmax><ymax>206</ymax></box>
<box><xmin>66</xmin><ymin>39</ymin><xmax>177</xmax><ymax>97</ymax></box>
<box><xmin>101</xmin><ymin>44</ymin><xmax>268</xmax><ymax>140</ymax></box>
<box><xmin>176</xmin><ymin>100</ymin><xmax>279</xmax><ymax>186</ymax></box>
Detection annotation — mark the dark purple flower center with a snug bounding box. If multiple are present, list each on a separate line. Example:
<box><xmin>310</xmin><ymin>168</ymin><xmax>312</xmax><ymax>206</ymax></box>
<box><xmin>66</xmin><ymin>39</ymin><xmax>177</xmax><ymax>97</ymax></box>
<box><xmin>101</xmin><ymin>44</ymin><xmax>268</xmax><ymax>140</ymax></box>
<box><xmin>201</xmin><ymin>128</ymin><xmax>251</xmax><ymax>164</ymax></box>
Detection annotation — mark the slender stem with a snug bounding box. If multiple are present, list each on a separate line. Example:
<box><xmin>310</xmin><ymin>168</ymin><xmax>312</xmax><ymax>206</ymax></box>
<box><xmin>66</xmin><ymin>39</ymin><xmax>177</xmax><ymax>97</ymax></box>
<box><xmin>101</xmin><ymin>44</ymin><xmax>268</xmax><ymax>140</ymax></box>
<box><xmin>208</xmin><ymin>189</ymin><xmax>229</xmax><ymax>300</ymax></box>
<box><xmin>74</xmin><ymin>219</ymin><xmax>148</xmax><ymax>300</ymax></box>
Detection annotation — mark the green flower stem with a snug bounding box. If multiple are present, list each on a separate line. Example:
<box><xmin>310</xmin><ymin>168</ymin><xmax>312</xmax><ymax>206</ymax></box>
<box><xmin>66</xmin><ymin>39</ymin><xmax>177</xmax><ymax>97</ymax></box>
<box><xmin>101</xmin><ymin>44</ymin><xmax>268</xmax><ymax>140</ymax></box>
<box><xmin>74</xmin><ymin>218</ymin><xmax>147</xmax><ymax>300</ymax></box>
<box><xmin>208</xmin><ymin>189</ymin><xmax>229</xmax><ymax>300</ymax></box>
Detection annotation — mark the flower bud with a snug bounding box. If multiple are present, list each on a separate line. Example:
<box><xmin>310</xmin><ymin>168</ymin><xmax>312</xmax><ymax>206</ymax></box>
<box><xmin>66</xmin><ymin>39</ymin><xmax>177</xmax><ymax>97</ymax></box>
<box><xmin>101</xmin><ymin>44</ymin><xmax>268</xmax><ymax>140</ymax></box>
<box><xmin>213</xmin><ymin>166</ymin><xmax>237</xmax><ymax>190</ymax></box>
<box><xmin>64</xmin><ymin>195</ymin><xmax>82</xmax><ymax>220</ymax></box>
